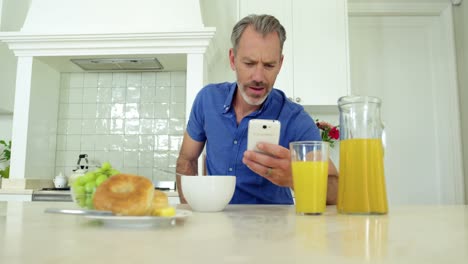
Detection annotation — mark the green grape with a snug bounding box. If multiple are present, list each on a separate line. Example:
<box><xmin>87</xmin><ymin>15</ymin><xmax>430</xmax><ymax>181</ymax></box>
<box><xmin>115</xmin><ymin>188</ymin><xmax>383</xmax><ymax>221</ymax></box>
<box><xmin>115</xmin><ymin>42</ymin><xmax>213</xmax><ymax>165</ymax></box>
<box><xmin>109</xmin><ymin>169</ymin><xmax>120</xmax><ymax>176</ymax></box>
<box><xmin>82</xmin><ymin>172</ymin><xmax>97</xmax><ymax>183</ymax></box>
<box><xmin>94</xmin><ymin>172</ymin><xmax>105</xmax><ymax>180</ymax></box>
<box><xmin>72</xmin><ymin>162</ymin><xmax>123</xmax><ymax>209</ymax></box>
<box><xmin>78</xmin><ymin>197</ymin><xmax>86</xmax><ymax>207</ymax></box>
<box><xmin>95</xmin><ymin>174</ymin><xmax>108</xmax><ymax>186</ymax></box>
<box><xmin>85</xmin><ymin>196</ymin><xmax>94</xmax><ymax>209</ymax></box>
<box><xmin>84</xmin><ymin>181</ymin><xmax>96</xmax><ymax>193</ymax></box>
<box><xmin>73</xmin><ymin>176</ymin><xmax>86</xmax><ymax>186</ymax></box>
<box><xmin>101</xmin><ymin>162</ymin><xmax>112</xmax><ymax>171</ymax></box>
<box><xmin>72</xmin><ymin>185</ymin><xmax>86</xmax><ymax>208</ymax></box>
<box><xmin>73</xmin><ymin>185</ymin><xmax>85</xmax><ymax>196</ymax></box>
<box><xmin>72</xmin><ymin>181</ymin><xmax>82</xmax><ymax>190</ymax></box>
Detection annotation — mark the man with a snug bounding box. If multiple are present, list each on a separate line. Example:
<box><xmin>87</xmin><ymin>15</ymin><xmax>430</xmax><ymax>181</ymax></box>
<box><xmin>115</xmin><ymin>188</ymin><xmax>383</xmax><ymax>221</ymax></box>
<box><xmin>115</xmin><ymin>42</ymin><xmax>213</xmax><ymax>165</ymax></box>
<box><xmin>176</xmin><ymin>14</ymin><xmax>338</xmax><ymax>204</ymax></box>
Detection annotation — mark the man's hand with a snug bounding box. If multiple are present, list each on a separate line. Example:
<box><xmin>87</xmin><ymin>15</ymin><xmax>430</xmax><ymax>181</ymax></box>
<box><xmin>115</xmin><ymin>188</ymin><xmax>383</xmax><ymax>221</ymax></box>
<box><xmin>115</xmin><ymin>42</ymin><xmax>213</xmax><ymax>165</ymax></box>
<box><xmin>242</xmin><ymin>142</ymin><xmax>339</xmax><ymax>205</ymax></box>
<box><xmin>242</xmin><ymin>143</ymin><xmax>293</xmax><ymax>187</ymax></box>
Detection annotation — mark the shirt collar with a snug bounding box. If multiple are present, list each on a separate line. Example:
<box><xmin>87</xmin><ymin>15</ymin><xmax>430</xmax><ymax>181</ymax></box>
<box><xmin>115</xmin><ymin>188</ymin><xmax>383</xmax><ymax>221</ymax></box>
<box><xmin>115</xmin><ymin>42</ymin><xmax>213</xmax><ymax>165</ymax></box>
<box><xmin>222</xmin><ymin>82</ymin><xmax>237</xmax><ymax>114</ymax></box>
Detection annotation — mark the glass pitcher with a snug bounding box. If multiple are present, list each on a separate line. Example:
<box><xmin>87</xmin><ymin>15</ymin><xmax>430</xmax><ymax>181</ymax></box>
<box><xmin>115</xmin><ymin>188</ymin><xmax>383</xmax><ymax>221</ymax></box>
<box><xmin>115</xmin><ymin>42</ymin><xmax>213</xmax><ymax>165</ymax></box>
<box><xmin>337</xmin><ymin>96</ymin><xmax>388</xmax><ymax>214</ymax></box>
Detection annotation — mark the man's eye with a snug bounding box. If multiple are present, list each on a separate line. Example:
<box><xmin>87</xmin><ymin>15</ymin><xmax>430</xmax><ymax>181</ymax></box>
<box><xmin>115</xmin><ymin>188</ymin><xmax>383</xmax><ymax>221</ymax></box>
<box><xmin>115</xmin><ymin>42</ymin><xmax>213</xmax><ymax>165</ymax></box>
<box><xmin>245</xmin><ymin>62</ymin><xmax>254</xmax><ymax>66</ymax></box>
<box><xmin>265</xmin><ymin>64</ymin><xmax>275</xmax><ymax>69</ymax></box>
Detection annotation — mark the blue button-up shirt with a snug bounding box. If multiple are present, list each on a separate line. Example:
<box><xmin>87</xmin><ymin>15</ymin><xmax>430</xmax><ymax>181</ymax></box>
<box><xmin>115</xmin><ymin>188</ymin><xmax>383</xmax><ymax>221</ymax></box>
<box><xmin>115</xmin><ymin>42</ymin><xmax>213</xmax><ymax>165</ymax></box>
<box><xmin>186</xmin><ymin>82</ymin><xmax>321</xmax><ymax>204</ymax></box>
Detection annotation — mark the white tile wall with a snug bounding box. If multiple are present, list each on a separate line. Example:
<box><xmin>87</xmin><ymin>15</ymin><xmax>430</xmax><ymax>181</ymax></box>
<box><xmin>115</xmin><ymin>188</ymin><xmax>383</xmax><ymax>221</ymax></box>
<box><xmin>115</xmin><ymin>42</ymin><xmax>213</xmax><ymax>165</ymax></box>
<box><xmin>55</xmin><ymin>71</ymin><xmax>186</xmax><ymax>182</ymax></box>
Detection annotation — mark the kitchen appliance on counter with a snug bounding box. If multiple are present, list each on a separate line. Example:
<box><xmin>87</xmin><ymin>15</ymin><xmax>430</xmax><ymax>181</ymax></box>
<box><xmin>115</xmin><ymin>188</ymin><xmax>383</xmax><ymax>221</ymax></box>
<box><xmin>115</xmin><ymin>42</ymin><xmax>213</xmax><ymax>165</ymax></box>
<box><xmin>68</xmin><ymin>154</ymin><xmax>89</xmax><ymax>186</ymax></box>
<box><xmin>32</xmin><ymin>188</ymin><xmax>72</xmax><ymax>202</ymax></box>
<box><xmin>154</xmin><ymin>181</ymin><xmax>176</xmax><ymax>191</ymax></box>
<box><xmin>53</xmin><ymin>173</ymin><xmax>68</xmax><ymax>188</ymax></box>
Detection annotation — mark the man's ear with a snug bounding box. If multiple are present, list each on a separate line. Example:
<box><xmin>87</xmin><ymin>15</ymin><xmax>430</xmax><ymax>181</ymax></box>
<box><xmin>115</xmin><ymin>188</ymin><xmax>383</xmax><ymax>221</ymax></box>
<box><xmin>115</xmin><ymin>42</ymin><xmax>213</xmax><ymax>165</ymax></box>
<box><xmin>229</xmin><ymin>48</ymin><xmax>236</xmax><ymax>71</ymax></box>
<box><xmin>278</xmin><ymin>54</ymin><xmax>284</xmax><ymax>71</ymax></box>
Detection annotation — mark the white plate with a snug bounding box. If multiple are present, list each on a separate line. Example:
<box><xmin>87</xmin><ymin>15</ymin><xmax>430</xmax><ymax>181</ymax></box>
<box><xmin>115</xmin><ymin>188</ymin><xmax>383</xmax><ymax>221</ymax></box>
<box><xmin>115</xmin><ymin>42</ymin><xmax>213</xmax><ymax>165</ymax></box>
<box><xmin>84</xmin><ymin>209</ymin><xmax>192</xmax><ymax>228</ymax></box>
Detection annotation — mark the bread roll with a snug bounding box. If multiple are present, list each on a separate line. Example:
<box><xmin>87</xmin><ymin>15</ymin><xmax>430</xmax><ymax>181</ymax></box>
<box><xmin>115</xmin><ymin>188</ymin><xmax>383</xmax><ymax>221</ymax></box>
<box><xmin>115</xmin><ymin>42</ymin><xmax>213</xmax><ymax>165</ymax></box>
<box><xmin>93</xmin><ymin>174</ymin><xmax>154</xmax><ymax>216</ymax></box>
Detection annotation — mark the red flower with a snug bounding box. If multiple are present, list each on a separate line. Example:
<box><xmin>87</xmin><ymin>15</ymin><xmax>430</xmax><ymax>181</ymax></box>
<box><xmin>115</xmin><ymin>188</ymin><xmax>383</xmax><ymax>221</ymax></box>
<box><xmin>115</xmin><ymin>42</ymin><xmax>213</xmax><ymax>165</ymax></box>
<box><xmin>315</xmin><ymin>119</ymin><xmax>340</xmax><ymax>148</ymax></box>
<box><xmin>329</xmin><ymin>127</ymin><xmax>340</xmax><ymax>140</ymax></box>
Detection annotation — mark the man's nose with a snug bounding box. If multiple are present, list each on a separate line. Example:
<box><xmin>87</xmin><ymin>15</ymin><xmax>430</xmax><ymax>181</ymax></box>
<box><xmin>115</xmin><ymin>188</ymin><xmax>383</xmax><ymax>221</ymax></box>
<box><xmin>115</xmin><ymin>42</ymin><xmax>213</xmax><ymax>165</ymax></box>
<box><xmin>251</xmin><ymin>65</ymin><xmax>266</xmax><ymax>83</ymax></box>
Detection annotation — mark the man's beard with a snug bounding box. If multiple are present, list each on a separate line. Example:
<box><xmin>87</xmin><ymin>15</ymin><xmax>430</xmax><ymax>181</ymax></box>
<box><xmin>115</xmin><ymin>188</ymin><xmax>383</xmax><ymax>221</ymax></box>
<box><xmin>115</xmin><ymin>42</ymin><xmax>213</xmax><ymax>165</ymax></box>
<box><xmin>238</xmin><ymin>82</ymin><xmax>271</xmax><ymax>106</ymax></box>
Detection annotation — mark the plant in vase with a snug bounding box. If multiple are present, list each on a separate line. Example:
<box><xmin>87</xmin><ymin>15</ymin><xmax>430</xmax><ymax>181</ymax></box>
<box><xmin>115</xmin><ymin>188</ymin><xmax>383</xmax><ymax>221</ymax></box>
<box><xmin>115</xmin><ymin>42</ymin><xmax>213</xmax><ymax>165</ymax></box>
<box><xmin>315</xmin><ymin>120</ymin><xmax>339</xmax><ymax>148</ymax></box>
<box><xmin>0</xmin><ymin>140</ymin><xmax>12</xmax><ymax>179</ymax></box>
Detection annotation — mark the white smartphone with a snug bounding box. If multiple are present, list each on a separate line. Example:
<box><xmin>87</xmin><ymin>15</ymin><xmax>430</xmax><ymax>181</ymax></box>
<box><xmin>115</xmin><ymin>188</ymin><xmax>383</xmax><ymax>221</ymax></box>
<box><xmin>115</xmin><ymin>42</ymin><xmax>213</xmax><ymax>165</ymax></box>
<box><xmin>247</xmin><ymin>119</ymin><xmax>281</xmax><ymax>153</ymax></box>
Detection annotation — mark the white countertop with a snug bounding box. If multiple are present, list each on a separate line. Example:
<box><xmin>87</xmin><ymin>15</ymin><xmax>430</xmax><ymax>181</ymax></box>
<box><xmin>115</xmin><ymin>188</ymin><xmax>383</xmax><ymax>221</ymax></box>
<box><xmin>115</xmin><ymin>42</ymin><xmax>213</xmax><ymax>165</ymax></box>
<box><xmin>0</xmin><ymin>202</ymin><xmax>467</xmax><ymax>263</ymax></box>
<box><xmin>0</xmin><ymin>189</ymin><xmax>33</xmax><ymax>195</ymax></box>
<box><xmin>0</xmin><ymin>188</ymin><xmax>178</xmax><ymax>201</ymax></box>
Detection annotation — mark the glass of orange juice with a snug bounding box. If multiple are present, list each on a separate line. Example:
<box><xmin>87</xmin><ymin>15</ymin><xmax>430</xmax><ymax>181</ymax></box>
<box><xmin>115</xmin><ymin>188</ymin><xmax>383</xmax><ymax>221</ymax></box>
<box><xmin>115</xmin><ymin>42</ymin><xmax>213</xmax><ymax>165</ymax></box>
<box><xmin>290</xmin><ymin>141</ymin><xmax>329</xmax><ymax>215</ymax></box>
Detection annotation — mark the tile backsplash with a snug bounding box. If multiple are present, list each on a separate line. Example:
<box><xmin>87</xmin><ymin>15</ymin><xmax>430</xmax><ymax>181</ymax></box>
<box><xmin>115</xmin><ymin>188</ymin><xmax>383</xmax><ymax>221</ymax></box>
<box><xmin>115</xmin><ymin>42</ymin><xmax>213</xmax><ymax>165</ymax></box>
<box><xmin>55</xmin><ymin>71</ymin><xmax>186</xmax><ymax>182</ymax></box>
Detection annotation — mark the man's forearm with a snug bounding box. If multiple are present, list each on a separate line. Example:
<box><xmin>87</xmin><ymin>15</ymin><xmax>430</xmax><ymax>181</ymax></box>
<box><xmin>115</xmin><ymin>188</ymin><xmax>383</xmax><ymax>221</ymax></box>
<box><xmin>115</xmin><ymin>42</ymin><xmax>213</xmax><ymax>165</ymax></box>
<box><xmin>176</xmin><ymin>157</ymin><xmax>199</xmax><ymax>204</ymax></box>
<box><xmin>326</xmin><ymin>174</ymin><xmax>338</xmax><ymax>205</ymax></box>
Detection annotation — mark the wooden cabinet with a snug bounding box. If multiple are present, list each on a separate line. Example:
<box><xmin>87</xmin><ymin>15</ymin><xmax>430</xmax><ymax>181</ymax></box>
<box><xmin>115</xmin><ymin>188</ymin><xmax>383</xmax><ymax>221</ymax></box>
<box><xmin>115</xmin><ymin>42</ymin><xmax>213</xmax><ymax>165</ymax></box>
<box><xmin>238</xmin><ymin>0</ymin><xmax>350</xmax><ymax>105</ymax></box>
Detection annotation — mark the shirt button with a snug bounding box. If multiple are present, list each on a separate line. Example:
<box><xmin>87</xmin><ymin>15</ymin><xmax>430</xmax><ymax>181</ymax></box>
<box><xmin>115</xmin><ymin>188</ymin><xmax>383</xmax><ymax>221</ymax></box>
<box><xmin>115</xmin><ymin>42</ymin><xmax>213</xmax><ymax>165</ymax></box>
<box><xmin>229</xmin><ymin>168</ymin><xmax>233</xmax><ymax>171</ymax></box>
<box><xmin>233</xmin><ymin>140</ymin><xmax>238</xmax><ymax>144</ymax></box>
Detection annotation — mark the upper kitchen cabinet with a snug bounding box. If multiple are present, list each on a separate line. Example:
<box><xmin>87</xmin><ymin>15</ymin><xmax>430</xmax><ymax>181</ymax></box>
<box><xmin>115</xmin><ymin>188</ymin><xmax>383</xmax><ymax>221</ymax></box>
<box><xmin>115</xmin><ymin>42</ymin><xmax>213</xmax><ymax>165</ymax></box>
<box><xmin>239</xmin><ymin>0</ymin><xmax>350</xmax><ymax>105</ymax></box>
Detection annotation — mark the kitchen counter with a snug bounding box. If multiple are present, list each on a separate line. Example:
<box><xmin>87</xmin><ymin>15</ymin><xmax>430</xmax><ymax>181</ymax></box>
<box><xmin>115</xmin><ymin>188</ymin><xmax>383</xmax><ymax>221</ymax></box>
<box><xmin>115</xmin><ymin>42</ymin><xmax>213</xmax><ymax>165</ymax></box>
<box><xmin>0</xmin><ymin>202</ymin><xmax>467</xmax><ymax>263</ymax></box>
<box><xmin>30</xmin><ymin>189</ymin><xmax>179</xmax><ymax>202</ymax></box>
<box><xmin>0</xmin><ymin>189</ymin><xmax>33</xmax><ymax>202</ymax></box>
<box><xmin>1</xmin><ymin>189</ymin><xmax>179</xmax><ymax>202</ymax></box>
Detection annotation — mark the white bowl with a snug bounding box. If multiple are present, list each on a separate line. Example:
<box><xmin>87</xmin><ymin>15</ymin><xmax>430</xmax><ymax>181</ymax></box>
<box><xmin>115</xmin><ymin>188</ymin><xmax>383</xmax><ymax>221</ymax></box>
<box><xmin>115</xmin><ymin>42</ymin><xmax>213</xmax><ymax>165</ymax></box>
<box><xmin>181</xmin><ymin>175</ymin><xmax>236</xmax><ymax>212</ymax></box>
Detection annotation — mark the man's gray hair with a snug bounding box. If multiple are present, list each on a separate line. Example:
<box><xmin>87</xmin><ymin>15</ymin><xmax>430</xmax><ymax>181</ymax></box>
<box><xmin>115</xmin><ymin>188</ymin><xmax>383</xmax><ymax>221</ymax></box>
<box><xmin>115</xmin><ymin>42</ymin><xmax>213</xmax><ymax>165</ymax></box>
<box><xmin>231</xmin><ymin>14</ymin><xmax>286</xmax><ymax>56</ymax></box>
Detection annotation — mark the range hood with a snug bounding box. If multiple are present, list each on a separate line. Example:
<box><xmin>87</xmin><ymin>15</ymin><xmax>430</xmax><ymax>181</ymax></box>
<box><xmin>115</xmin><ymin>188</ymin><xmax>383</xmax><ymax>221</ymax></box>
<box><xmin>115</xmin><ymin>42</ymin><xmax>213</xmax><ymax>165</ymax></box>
<box><xmin>0</xmin><ymin>0</ymin><xmax>215</xmax><ymax>185</ymax></box>
<box><xmin>20</xmin><ymin>0</ymin><xmax>207</xmax><ymax>34</ymax></box>
<box><xmin>0</xmin><ymin>0</ymin><xmax>216</xmax><ymax>57</ymax></box>
<box><xmin>70</xmin><ymin>58</ymin><xmax>164</xmax><ymax>71</ymax></box>
<box><xmin>4</xmin><ymin>0</ymin><xmax>214</xmax><ymax>70</ymax></box>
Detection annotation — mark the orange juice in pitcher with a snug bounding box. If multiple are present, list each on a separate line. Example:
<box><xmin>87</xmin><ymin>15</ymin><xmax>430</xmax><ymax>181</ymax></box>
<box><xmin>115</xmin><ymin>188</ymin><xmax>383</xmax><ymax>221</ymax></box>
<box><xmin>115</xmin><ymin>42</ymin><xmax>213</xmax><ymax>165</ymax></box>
<box><xmin>337</xmin><ymin>96</ymin><xmax>388</xmax><ymax>214</ymax></box>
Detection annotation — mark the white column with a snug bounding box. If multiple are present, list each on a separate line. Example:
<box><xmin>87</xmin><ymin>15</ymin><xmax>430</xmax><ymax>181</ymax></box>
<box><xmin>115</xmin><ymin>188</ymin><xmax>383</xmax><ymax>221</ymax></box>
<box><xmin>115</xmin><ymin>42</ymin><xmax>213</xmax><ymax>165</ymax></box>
<box><xmin>186</xmin><ymin>53</ymin><xmax>205</xmax><ymax>175</ymax></box>
<box><xmin>9</xmin><ymin>56</ymin><xmax>33</xmax><ymax>183</ymax></box>
<box><xmin>186</xmin><ymin>53</ymin><xmax>204</xmax><ymax>122</ymax></box>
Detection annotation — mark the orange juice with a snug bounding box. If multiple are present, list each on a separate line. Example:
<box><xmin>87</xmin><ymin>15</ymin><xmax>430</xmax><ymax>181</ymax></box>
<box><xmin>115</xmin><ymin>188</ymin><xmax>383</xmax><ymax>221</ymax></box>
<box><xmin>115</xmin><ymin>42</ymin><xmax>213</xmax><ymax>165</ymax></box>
<box><xmin>292</xmin><ymin>161</ymin><xmax>328</xmax><ymax>214</ymax></box>
<box><xmin>338</xmin><ymin>138</ymin><xmax>388</xmax><ymax>214</ymax></box>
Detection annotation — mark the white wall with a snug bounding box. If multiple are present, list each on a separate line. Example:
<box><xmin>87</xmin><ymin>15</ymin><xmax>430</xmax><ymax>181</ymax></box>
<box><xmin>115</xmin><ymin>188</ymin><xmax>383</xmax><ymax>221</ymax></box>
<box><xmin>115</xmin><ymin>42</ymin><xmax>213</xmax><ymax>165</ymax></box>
<box><xmin>0</xmin><ymin>0</ymin><xmax>30</xmax><ymax>31</ymax></box>
<box><xmin>0</xmin><ymin>114</ymin><xmax>12</xmax><ymax>170</ymax></box>
<box><xmin>0</xmin><ymin>0</ymin><xmax>31</xmax><ymax>139</ymax></box>
<box><xmin>0</xmin><ymin>0</ymin><xmax>31</xmax><ymax>112</ymax></box>
<box><xmin>0</xmin><ymin>116</ymin><xmax>12</xmax><ymax>140</ymax></box>
<box><xmin>199</xmin><ymin>0</ymin><xmax>236</xmax><ymax>84</ymax></box>
<box><xmin>0</xmin><ymin>44</ymin><xmax>15</xmax><ymax>113</ymax></box>
<box><xmin>25</xmin><ymin>59</ymin><xmax>60</xmax><ymax>179</ymax></box>
<box><xmin>0</xmin><ymin>1</ymin><xmax>3</xmax><ymax>25</ymax></box>
<box><xmin>453</xmin><ymin>2</ymin><xmax>468</xmax><ymax>204</ymax></box>
<box><xmin>347</xmin><ymin>4</ymin><xmax>464</xmax><ymax>205</ymax></box>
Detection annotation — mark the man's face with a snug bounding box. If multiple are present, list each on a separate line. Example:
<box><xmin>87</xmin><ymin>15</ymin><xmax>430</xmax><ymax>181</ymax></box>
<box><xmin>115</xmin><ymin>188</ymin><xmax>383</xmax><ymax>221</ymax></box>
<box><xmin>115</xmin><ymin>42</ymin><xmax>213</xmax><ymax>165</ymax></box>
<box><xmin>229</xmin><ymin>26</ymin><xmax>284</xmax><ymax>106</ymax></box>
